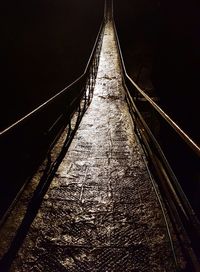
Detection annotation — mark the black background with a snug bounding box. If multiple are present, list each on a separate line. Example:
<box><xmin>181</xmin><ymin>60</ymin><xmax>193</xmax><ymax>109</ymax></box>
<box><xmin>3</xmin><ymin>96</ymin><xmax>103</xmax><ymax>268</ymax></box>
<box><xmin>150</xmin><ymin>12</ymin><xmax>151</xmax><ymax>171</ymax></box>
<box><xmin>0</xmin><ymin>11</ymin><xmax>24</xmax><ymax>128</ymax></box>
<box><xmin>0</xmin><ymin>0</ymin><xmax>104</xmax><ymax>130</ymax></box>
<box><xmin>115</xmin><ymin>0</ymin><xmax>200</xmax><ymax>143</ymax></box>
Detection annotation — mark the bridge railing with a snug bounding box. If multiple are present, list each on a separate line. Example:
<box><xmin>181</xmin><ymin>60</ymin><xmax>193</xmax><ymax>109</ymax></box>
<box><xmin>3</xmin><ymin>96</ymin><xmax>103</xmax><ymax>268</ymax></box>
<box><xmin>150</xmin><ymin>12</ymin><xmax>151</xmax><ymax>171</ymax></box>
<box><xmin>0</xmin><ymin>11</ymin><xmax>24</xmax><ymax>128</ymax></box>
<box><xmin>113</xmin><ymin>17</ymin><xmax>200</xmax><ymax>272</ymax></box>
<box><xmin>0</xmin><ymin>19</ymin><xmax>105</xmax><ymax>225</ymax></box>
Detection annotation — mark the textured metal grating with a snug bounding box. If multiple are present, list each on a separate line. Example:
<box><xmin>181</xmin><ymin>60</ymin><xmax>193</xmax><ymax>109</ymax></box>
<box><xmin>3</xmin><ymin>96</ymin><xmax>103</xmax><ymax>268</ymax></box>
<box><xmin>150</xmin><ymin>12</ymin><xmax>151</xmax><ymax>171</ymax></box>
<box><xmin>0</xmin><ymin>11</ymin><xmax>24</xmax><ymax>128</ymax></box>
<box><xmin>7</xmin><ymin>21</ymin><xmax>180</xmax><ymax>272</ymax></box>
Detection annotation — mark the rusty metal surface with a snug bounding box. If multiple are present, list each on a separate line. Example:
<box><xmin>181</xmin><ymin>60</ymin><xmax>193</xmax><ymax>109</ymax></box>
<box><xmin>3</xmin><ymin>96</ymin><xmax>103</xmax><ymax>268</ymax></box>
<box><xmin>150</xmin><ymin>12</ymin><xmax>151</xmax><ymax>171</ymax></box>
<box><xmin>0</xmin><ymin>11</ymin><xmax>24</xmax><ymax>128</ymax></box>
<box><xmin>10</xmin><ymin>22</ymin><xmax>178</xmax><ymax>271</ymax></box>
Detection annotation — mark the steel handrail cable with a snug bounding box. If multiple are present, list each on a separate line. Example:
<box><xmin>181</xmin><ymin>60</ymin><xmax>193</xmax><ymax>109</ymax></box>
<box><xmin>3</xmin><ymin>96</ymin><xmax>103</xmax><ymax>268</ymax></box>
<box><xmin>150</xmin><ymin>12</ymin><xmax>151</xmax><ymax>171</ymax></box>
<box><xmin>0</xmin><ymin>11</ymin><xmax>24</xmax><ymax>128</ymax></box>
<box><xmin>112</xmin><ymin>12</ymin><xmax>200</xmax><ymax>271</ymax></box>
<box><xmin>113</xmin><ymin>16</ymin><xmax>200</xmax><ymax>227</ymax></box>
<box><xmin>113</xmin><ymin>22</ymin><xmax>200</xmax><ymax>157</ymax></box>
<box><xmin>0</xmin><ymin>20</ymin><xmax>105</xmax><ymax>137</ymax></box>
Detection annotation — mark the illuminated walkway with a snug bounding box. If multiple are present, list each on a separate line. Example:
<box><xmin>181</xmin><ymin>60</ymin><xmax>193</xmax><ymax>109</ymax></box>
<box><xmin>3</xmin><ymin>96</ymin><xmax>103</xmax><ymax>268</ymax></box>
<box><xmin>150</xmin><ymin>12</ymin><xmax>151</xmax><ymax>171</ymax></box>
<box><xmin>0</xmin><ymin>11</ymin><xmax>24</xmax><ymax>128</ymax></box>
<box><xmin>10</xmin><ymin>22</ymin><xmax>178</xmax><ymax>271</ymax></box>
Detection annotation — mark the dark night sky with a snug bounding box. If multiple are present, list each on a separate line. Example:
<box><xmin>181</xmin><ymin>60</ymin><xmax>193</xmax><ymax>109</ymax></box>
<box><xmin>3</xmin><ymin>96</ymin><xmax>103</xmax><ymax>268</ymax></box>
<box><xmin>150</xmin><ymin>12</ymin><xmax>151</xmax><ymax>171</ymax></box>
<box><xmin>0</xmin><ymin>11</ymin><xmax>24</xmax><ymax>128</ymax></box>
<box><xmin>115</xmin><ymin>0</ymin><xmax>200</xmax><ymax>143</ymax></box>
<box><xmin>0</xmin><ymin>0</ymin><xmax>104</xmax><ymax>129</ymax></box>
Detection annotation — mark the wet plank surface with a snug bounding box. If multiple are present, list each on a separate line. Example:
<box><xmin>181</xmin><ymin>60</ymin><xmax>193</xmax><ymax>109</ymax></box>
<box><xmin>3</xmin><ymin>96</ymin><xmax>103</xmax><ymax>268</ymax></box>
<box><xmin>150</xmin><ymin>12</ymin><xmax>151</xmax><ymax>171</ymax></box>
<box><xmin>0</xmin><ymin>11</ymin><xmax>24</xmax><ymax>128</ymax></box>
<box><xmin>10</xmin><ymin>22</ymin><xmax>176</xmax><ymax>271</ymax></box>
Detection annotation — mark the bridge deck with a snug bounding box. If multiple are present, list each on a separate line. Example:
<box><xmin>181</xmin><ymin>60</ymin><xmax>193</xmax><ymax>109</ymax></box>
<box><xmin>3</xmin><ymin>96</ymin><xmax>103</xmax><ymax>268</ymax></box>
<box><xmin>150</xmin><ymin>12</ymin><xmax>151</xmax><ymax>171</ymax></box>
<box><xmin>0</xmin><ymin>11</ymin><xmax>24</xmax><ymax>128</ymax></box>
<box><xmin>8</xmin><ymin>22</ymin><xmax>179</xmax><ymax>271</ymax></box>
